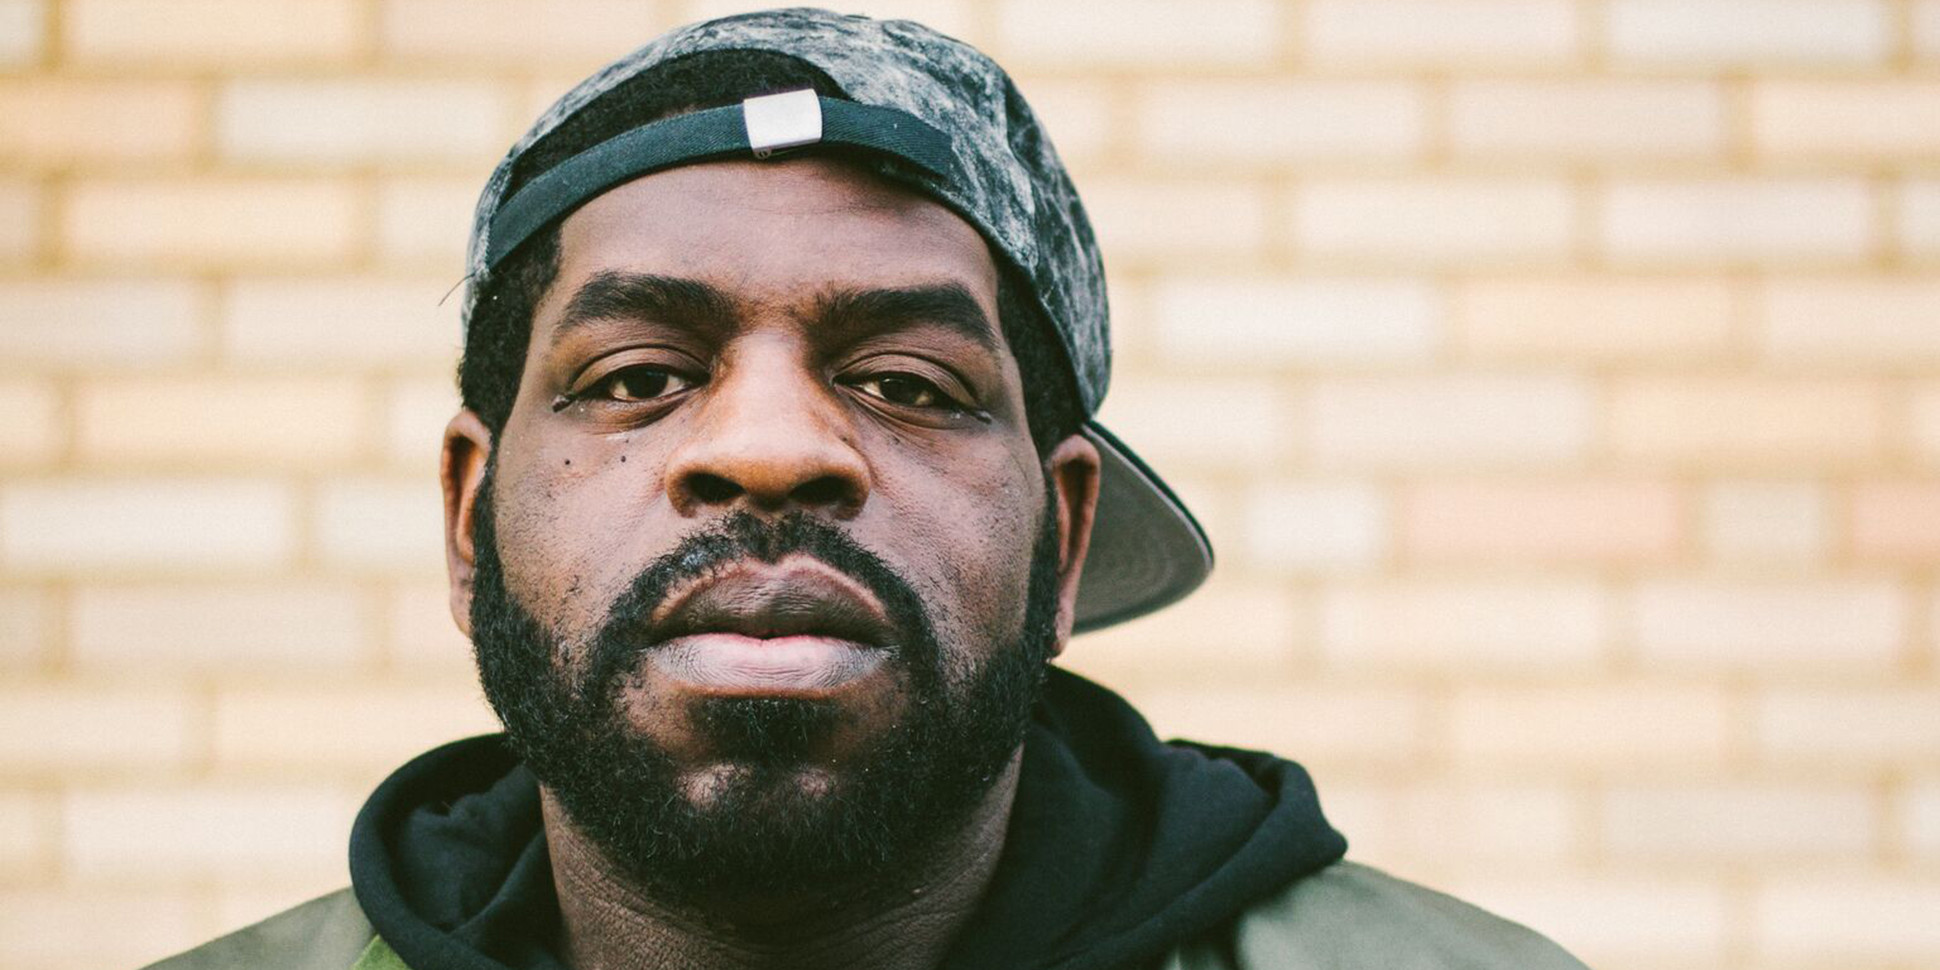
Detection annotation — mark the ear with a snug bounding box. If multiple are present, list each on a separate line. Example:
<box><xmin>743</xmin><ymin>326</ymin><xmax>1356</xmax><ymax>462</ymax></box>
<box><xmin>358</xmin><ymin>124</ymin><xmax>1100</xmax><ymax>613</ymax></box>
<box><xmin>1043</xmin><ymin>432</ymin><xmax>1102</xmax><ymax>658</ymax></box>
<box><xmin>442</xmin><ymin>410</ymin><xmax>494</xmax><ymax>638</ymax></box>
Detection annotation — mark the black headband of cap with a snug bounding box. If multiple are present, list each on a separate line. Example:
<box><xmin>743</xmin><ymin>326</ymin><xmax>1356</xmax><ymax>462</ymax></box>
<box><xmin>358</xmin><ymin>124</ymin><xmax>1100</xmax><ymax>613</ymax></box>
<box><xmin>484</xmin><ymin>93</ymin><xmax>956</xmax><ymax>269</ymax></box>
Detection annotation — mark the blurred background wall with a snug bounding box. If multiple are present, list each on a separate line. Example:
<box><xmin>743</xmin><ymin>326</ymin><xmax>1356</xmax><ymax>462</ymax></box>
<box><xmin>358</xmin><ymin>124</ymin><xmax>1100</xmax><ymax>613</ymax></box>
<box><xmin>1</xmin><ymin>0</ymin><xmax>1938</xmax><ymax>967</ymax></box>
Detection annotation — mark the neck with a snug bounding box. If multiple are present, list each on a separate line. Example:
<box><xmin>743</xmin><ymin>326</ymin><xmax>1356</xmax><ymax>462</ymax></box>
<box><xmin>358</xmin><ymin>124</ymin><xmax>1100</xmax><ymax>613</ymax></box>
<box><xmin>544</xmin><ymin>754</ymin><xmax>1020</xmax><ymax>970</ymax></box>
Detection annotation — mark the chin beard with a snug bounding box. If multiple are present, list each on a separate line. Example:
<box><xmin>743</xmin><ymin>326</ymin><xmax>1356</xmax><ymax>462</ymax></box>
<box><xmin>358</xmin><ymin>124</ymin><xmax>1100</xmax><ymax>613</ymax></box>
<box><xmin>467</xmin><ymin>475</ymin><xmax>1062</xmax><ymax>906</ymax></box>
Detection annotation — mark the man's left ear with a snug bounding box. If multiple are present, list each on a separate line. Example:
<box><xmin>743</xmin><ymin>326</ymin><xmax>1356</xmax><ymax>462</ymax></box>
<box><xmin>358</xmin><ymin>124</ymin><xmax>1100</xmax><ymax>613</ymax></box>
<box><xmin>1045</xmin><ymin>433</ymin><xmax>1102</xmax><ymax>657</ymax></box>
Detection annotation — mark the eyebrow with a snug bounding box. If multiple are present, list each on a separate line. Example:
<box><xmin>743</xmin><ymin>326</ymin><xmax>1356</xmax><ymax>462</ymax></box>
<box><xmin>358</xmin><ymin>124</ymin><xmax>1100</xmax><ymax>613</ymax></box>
<box><xmin>812</xmin><ymin>281</ymin><xmax>1001</xmax><ymax>356</ymax></box>
<box><xmin>550</xmin><ymin>271</ymin><xmax>739</xmax><ymax>347</ymax></box>
<box><xmin>550</xmin><ymin>271</ymin><xmax>1002</xmax><ymax>356</ymax></box>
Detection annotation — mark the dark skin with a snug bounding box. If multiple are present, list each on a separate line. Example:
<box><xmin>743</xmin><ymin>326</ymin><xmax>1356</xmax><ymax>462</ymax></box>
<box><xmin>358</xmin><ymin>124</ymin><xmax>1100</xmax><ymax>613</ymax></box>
<box><xmin>439</xmin><ymin>157</ymin><xmax>1101</xmax><ymax>970</ymax></box>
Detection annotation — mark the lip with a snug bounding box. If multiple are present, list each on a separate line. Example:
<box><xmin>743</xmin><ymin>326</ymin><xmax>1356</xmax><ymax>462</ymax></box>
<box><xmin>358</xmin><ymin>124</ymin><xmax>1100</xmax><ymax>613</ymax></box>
<box><xmin>643</xmin><ymin>554</ymin><xmax>898</xmax><ymax>695</ymax></box>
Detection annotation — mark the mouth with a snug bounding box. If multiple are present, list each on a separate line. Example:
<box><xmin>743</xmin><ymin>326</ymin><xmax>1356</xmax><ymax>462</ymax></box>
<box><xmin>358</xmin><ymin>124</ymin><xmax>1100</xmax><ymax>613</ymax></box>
<box><xmin>641</xmin><ymin>554</ymin><xmax>899</xmax><ymax>695</ymax></box>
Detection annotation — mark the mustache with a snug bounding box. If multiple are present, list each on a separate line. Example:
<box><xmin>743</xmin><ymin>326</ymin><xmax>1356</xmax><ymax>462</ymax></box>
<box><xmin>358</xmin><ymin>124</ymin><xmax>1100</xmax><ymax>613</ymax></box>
<box><xmin>577</xmin><ymin>510</ymin><xmax>939</xmax><ymax>700</ymax></box>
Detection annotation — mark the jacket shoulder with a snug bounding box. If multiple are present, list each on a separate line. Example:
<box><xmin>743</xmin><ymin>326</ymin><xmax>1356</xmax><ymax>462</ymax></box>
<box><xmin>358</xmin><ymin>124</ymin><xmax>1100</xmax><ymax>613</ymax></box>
<box><xmin>141</xmin><ymin>888</ymin><xmax>377</xmax><ymax>970</ymax></box>
<box><xmin>1168</xmin><ymin>861</ymin><xmax>1590</xmax><ymax>970</ymax></box>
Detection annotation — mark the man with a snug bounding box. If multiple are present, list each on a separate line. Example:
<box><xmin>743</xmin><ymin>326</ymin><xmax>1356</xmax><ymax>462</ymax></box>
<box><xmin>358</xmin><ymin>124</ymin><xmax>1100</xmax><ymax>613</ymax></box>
<box><xmin>152</xmin><ymin>10</ymin><xmax>1586</xmax><ymax>970</ymax></box>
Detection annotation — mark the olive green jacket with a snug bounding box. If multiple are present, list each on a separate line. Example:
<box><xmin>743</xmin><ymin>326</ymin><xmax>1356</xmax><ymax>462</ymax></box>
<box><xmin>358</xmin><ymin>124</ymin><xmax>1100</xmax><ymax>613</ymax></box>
<box><xmin>145</xmin><ymin>861</ymin><xmax>1588</xmax><ymax>970</ymax></box>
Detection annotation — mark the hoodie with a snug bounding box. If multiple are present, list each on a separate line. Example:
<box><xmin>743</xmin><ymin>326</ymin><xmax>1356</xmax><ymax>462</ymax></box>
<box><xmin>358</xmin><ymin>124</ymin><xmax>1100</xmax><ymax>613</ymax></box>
<box><xmin>347</xmin><ymin>668</ymin><xmax>1349</xmax><ymax>970</ymax></box>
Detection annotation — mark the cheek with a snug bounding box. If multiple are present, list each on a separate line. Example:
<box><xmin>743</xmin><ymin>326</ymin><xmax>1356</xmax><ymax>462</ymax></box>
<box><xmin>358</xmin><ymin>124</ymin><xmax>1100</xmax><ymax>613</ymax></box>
<box><xmin>861</xmin><ymin>431</ymin><xmax>1044</xmax><ymax>654</ymax></box>
<box><xmin>490</xmin><ymin>428</ymin><xmax>675</xmax><ymax>642</ymax></box>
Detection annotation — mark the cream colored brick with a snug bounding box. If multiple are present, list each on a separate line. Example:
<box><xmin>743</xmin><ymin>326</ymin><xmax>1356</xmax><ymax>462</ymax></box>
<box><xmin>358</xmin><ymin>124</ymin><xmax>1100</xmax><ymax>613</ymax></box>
<box><xmin>0</xmin><ymin>586</ymin><xmax>50</xmax><ymax>668</ymax></box>
<box><xmin>1321</xmin><ymin>580</ymin><xmax>1609</xmax><ymax>671</ymax></box>
<box><xmin>70</xmin><ymin>583</ymin><xmax>366</xmax><ymax>671</ymax></box>
<box><xmin>1608</xmin><ymin>0</ymin><xmax>1891</xmax><ymax>65</ymax></box>
<box><xmin>1154</xmin><ymin>276</ymin><xmax>1437</xmax><ymax>368</ymax></box>
<box><xmin>1325</xmin><ymin>782</ymin><xmax>1577</xmax><ymax>864</ymax></box>
<box><xmin>75</xmin><ymin>377</ymin><xmax>369</xmax><ymax>468</ymax></box>
<box><xmin>1456</xmin><ymin>277</ymin><xmax>1735</xmax><ymax>363</ymax></box>
<box><xmin>1094</xmin><ymin>376</ymin><xmax>1292</xmax><ymax>470</ymax></box>
<box><xmin>1082</xmin><ymin>180</ymin><xmax>1269</xmax><ymax>260</ymax></box>
<box><xmin>64</xmin><ymin>179</ymin><xmax>358</xmax><ymax>268</ymax></box>
<box><xmin>314</xmin><ymin>477</ymin><xmax>446</xmax><ymax>571</ymax></box>
<box><xmin>1241</xmin><ymin>482</ymin><xmax>1386</xmax><ymax>571</ymax></box>
<box><xmin>1762</xmin><ymin>279</ymin><xmax>1940</xmax><ymax>365</ymax></box>
<box><xmin>1137</xmin><ymin>82</ymin><xmax>1425</xmax><ymax>165</ymax></box>
<box><xmin>1129</xmin><ymin>684</ymin><xmax>1426</xmax><ymax>768</ymax></box>
<box><xmin>385</xmin><ymin>377</ymin><xmax>459</xmax><ymax>466</ymax></box>
<box><xmin>1758</xmin><ymin>688</ymin><xmax>1940</xmax><ymax>766</ymax></box>
<box><xmin>0</xmin><ymin>179</ymin><xmax>38</xmax><ymax>264</ymax></box>
<box><xmin>1</xmin><ymin>478</ymin><xmax>295</xmax><ymax>573</ymax></box>
<box><xmin>1755</xmin><ymin>879</ymin><xmax>1940</xmax><ymax>960</ymax></box>
<box><xmin>1292</xmin><ymin>179</ymin><xmax>1574</xmax><ymax>265</ymax></box>
<box><xmin>1403</xmin><ymin>480</ymin><xmax>1679</xmax><ymax>564</ymax></box>
<box><xmin>219</xmin><ymin>80</ymin><xmax>507</xmax><ymax>165</ymax></box>
<box><xmin>997</xmin><ymin>0</ymin><xmax>1279</xmax><ymax>66</ymax></box>
<box><xmin>1907</xmin><ymin>780</ymin><xmax>1940</xmax><ymax>858</ymax></box>
<box><xmin>1451</xmin><ymin>81</ymin><xmax>1725</xmax><ymax>160</ymax></box>
<box><xmin>1610</xmin><ymin>379</ymin><xmax>1885</xmax><ymax>466</ymax></box>
<box><xmin>1308</xmin><ymin>376</ymin><xmax>1593</xmax><ymax>469</ymax></box>
<box><xmin>0</xmin><ymin>379</ymin><xmax>58</xmax><ymax>466</ymax></box>
<box><xmin>64</xmin><ymin>0</ymin><xmax>360</xmax><ymax>65</ymax></box>
<box><xmin>1062</xmin><ymin>581</ymin><xmax>1305</xmax><ymax>685</ymax></box>
<box><xmin>0</xmin><ymin>279</ymin><xmax>206</xmax><ymax>365</ymax></box>
<box><xmin>375</xmin><ymin>177</ymin><xmax>479</xmax><ymax>268</ymax></box>
<box><xmin>223</xmin><ymin>278</ymin><xmax>460</xmax><ymax>367</ymax></box>
<box><xmin>0</xmin><ymin>0</ymin><xmax>42</xmax><ymax>67</ymax></box>
<box><xmin>1703</xmin><ymin>481</ymin><xmax>1827</xmax><ymax>564</ymax></box>
<box><xmin>1911</xmin><ymin>386</ymin><xmax>1940</xmax><ymax>464</ymax></box>
<box><xmin>1755</xmin><ymin>82</ymin><xmax>1940</xmax><ymax>160</ymax></box>
<box><xmin>0</xmin><ymin>889</ymin><xmax>200</xmax><ymax>970</ymax></box>
<box><xmin>1600</xmin><ymin>179</ymin><xmax>1874</xmax><ymax>264</ymax></box>
<box><xmin>1449</xmin><ymin>876</ymin><xmax>1728</xmax><ymax>966</ymax></box>
<box><xmin>0</xmin><ymin>791</ymin><xmax>49</xmax><ymax>873</ymax></box>
<box><xmin>1905</xmin><ymin>180</ymin><xmax>1940</xmax><ymax>256</ymax></box>
<box><xmin>1633</xmin><ymin>580</ymin><xmax>1904</xmax><ymax>671</ymax></box>
<box><xmin>383</xmin><ymin>0</ymin><xmax>668</xmax><ymax>63</ymax></box>
<box><xmin>1452</xmin><ymin>685</ymin><xmax>1731</xmax><ymax>769</ymax></box>
<box><xmin>1604</xmin><ymin>783</ymin><xmax>1874</xmax><ymax>861</ymax></box>
<box><xmin>0</xmin><ymin>81</ymin><xmax>199</xmax><ymax>165</ymax></box>
<box><xmin>63</xmin><ymin>785</ymin><xmax>355</xmax><ymax>879</ymax></box>
<box><xmin>1303</xmin><ymin>0</ymin><xmax>1580</xmax><ymax>66</ymax></box>
<box><xmin>1011</xmin><ymin>79</ymin><xmax>1112</xmax><ymax>166</ymax></box>
<box><xmin>1919</xmin><ymin>0</ymin><xmax>1940</xmax><ymax>56</ymax></box>
<box><xmin>1851</xmin><ymin>482</ymin><xmax>1940</xmax><ymax>561</ymax></box>
<box><xmin>387</xmin><ymin>582</ymin><xmax>472</xmax><ymax>674</ymax></box>
<box><xmin>0</xmin><ymin>686</ymin><xmax>192</xmax><ymax>772</ymax></box>
<box><xmin>213</xmin><ymin>684</ymin><xmax>498</xmax><ymax>771</ymax></box>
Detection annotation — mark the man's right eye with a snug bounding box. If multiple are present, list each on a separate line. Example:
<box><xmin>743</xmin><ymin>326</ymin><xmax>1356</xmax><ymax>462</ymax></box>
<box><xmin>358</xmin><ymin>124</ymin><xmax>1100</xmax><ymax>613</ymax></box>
<box><xmin>585</xmin><ymin>366</ymin><xmax>697</xmax><ymax>402</ymax></box>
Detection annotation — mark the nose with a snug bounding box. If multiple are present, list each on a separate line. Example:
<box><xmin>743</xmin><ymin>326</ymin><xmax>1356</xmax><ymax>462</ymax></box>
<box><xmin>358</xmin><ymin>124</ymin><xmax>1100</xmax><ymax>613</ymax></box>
<box><xmin>663</xmin><ymin>339</ymin><xmax>870</xmax><ymax>518</ymax></box>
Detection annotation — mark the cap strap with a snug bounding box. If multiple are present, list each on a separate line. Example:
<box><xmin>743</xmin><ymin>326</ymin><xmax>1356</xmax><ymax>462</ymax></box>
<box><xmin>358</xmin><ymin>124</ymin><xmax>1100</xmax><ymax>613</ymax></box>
<box><xmin>484</xmin><ymin>92</ymin><xmax>955</xmax><ymax>269</ymax></box>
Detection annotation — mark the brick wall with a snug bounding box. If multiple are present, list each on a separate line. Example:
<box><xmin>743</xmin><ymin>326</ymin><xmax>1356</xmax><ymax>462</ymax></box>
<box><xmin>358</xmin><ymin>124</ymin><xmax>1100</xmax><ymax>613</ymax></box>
<box><xmin>2</xmin><ymin>1</ymin><xmax>1936</xmax><ymax>967</ymax></box>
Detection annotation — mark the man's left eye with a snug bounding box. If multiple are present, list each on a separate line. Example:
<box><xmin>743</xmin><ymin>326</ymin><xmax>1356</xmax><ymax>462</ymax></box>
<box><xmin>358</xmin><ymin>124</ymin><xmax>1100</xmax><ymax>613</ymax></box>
<box><xmin>853</xmin><ymin>373</ymin><xmax>956</xmax><ymax>410</ymax></box>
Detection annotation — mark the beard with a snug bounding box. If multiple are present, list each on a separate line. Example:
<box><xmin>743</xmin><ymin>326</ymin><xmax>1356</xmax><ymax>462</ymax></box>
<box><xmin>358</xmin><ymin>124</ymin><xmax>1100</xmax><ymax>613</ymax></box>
<box><xmin>467</xmin><ymin>473</ymin><xmax>1063</xmax><ymax>906</ymax></box>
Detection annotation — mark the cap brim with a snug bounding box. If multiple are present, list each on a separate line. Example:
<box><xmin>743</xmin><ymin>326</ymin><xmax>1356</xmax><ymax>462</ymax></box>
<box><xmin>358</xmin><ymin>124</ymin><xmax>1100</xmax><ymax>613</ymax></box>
<box><xmin>1072</xmin><ymin>421</ymin><xmax>1215</xmax><ymax>634</ymax></box>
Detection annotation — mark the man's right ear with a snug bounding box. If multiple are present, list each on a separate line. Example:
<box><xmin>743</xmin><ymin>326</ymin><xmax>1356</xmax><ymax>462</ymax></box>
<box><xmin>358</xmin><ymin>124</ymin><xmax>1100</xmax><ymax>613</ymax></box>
<box><xmin>442</xmin><ymin>410</ymin><xmax>494</xmax><ymax>638</ymax></box>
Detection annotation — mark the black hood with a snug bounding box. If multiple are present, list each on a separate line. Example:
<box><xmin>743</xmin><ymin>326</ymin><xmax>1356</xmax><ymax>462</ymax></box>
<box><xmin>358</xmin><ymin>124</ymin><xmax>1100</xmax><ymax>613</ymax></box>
<box><xmin>350</xmin><ymin>668</ymin><xmax>1348</xmax><ymax>970</ymax></box>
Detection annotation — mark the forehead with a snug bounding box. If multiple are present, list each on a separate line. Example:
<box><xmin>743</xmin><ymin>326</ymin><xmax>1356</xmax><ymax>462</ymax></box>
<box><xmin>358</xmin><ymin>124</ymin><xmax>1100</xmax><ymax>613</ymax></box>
<box><xmin>543</xmin><ymin>156</ymin><xmax>1001</xmax><ymax>326</ymax></box>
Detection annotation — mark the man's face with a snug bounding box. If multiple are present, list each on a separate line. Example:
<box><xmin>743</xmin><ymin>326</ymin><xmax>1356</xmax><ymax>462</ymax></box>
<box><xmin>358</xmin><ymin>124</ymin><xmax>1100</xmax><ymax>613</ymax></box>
<box><xmin>442</xmin><ymin>157</ymin><xmax>1099</xmax><ymax>899</ymax></box>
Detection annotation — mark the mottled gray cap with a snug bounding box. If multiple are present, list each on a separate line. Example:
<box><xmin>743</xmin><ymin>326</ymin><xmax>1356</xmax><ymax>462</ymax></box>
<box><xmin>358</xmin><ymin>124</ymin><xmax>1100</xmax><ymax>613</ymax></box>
<box><xmin>463</xmin><ymin>6</ymin><xmax>1211</xmax><ymax>632</ymax></box>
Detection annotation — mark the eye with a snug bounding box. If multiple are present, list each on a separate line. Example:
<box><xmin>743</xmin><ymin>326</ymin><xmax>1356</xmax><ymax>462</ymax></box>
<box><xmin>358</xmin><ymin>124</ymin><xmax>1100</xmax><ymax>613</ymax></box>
<box><xmin>585</xmin><ymin>365</ymin><xmax>697</xmax><ymax>403</ymax></box>
<box><xmin>852</xmin><ymin>373</ymin><xmax>959</xmax><ymax>410</ymax></box>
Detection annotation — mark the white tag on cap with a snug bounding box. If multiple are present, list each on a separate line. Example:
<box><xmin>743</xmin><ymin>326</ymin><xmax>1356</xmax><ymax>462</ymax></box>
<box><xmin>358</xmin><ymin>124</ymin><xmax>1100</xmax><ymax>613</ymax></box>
<box><xmin>743</xmin><ymin>89</ymin><xmax>823</xmax><ymax>159</ymax></box>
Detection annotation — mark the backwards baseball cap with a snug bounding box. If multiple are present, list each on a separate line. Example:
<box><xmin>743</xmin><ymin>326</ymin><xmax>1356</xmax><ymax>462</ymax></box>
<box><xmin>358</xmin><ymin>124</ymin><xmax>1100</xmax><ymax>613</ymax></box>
<box><xmin>463</xmin><ymin>7</ymin><xmax>1212</xmax><ymax>633</ymax></box>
